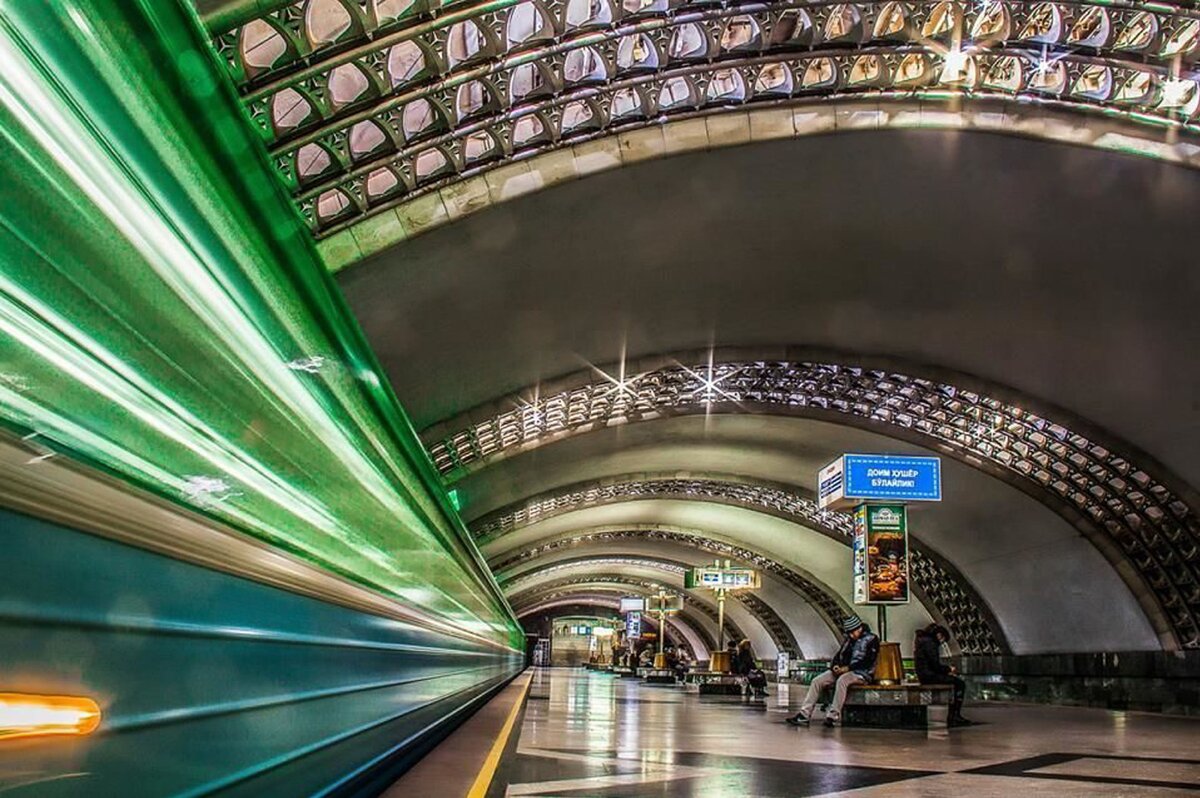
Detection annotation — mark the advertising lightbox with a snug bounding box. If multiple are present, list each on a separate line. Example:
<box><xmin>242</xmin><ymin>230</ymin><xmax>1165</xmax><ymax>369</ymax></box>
<box><xmin>853</xmin><ymin>503</ymin><xmax>910</xmax><ymax>605</ymax></box>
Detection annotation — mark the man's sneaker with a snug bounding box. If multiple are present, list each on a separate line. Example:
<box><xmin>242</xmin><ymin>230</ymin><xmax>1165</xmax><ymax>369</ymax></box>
<box><xmin>948</xmin><ymin>716</ymin><xmax>975</xmax><ymax>727</ymax></box>
<box><xmin>823</xmin><ymin>717</ymin><xmax>837</xmax><ymax>728</ymax></box>
<box><xmin>785</xmin><ymin>714</ymin><xmax>809</xmax><ymax>727</ymax></box>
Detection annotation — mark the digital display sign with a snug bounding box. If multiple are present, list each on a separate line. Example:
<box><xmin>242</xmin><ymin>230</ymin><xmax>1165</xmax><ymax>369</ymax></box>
<box><xmin>685</xmin><ymin>567</ymin><xmax>761</xmax><ymax>590</ymax></box>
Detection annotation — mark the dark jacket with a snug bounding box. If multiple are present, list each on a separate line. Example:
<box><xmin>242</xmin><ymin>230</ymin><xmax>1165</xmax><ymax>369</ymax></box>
<box><xmin>830</xmin><ymin>625</ymin><xmax>880</xmax><ymax>679</ymax></box>
<box><xmin>734</xmin><ymin>648</ymin><xmax>756</xmax><ymax>676</ymax></box>
<box><xmin>914</xmin><ymin>630</ymin><xmax>952</xmax><ymax>683</ymax></box>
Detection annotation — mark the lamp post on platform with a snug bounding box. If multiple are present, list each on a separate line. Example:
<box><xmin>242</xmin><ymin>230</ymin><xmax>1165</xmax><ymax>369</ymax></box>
<box><xmin>651</xmin><ymin>589</ymin><xmax>679</xmax><ymax>669</ymax></box>
<box><xmin>686</xmin><ymin>560</ymin><xmax>761</xmax><ymax>673</ymax></box>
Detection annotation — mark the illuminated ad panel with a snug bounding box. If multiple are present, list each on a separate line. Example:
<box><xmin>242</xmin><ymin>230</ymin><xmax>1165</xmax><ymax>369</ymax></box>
<box><xmin>853</xmin><ymin>504</ymin><xmax>911</xmax><ymax>605</ymax></box>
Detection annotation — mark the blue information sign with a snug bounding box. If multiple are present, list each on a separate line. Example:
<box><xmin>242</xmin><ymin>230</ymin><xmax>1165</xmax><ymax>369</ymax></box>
<box><xmin>818</xmin><ymin>453</ymin><xmax>942</xmax><ymax>509</ymax></box>
<box><xmin>843</xmin><ymin>454</ymin><xmax>941</xmax><ymax>501</ymax></box>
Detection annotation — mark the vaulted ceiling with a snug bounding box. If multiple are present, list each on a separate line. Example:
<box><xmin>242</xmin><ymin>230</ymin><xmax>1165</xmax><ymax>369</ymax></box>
<box><xmin>195</xmin><ymin>0</ymin><xmax>1200</xmax><ymax>657</ymax></box>
<box><xmin>333</xmin><ymin>131</ymin><xmax>1199</xmax><ymax>657</ymax></box>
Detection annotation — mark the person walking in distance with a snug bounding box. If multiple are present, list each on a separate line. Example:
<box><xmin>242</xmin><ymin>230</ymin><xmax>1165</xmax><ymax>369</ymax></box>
<box><xmin>786</xmin><ymin>615</ymin><xmax>880</xmax><ymax>728</ymax></box>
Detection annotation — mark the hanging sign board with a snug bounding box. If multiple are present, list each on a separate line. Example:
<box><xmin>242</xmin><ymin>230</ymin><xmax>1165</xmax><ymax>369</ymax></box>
<box><xmin>685</xmin><ymin>567</ymin><xmax>761</xmax><ymax>590</ymax></box>
<box><xmin>819</xmin><ymin>454</ymin><xmax>942</xmax><ymax>511</ymax></box>
<box><xmin>853</xmin><ymin>503</ymin><xmax>910</xmax><ymax>605</ymax></box>
<box><xmin>619</xmin><ymin>597</ymin><xmax>647</xmax><ymax>613</ymax></box>
<box><xmin>652</xmin><ymin>594</ymin><xmax>684</xmax><ymax>613</ymax></box>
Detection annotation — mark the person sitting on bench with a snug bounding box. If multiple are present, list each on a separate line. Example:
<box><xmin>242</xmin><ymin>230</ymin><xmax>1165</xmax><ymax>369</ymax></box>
<box><xmin>735</xmin><ymin>639</ymin><xmax>768</xmax><ymax>698</ymax></box>
<box><xmin>786</xmin><ymin>615</ymin><xmax>879</xmax><ymax>727</ymax></box>
<box><xmin>915</xmin><ymin>623</ymin><xmax>972</xmax><ymax>727</ymax></box>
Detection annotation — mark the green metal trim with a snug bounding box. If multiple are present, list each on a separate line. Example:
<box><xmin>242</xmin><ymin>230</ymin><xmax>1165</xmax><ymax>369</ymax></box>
<box><xmin>194</xmin><ymin>0</ymin><xmax>297</xmax><ymax>35</ymax></box>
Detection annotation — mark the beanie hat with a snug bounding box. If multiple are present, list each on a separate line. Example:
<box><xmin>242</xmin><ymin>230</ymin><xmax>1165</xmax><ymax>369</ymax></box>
<box><xmin>842</xmin><ymin>615</ymin><xmax>864</xmax><ymax>633</ymax></box>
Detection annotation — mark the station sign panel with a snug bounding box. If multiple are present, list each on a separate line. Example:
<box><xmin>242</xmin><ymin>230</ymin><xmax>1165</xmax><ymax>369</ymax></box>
<box><xmin>625</xmin><ymin>612</ymin><xmax>642</xmax><ymax>639</ymax></box>
<box><xmin>819</xmin><ymin>454</ymin><xmax>942</xmax><ymax>511</ymax></box>
<box><xmin>685</xmin><ymin>567</ymin><xmax>761</xmax><ymax>590</ymax></box>
<box><xmin>619</xmin><ymin>596</ymin><xmax>647</xmax><ymax>613</ymax></box>
<box><xmin>853</xmin><ymin>503</ymin><xmax>910</xmax><ymax>605</ymax></box>
<box><xmin>650</xmin><ymin>594</ymin><xmax>684</xmax><ymax>613</ymax></box>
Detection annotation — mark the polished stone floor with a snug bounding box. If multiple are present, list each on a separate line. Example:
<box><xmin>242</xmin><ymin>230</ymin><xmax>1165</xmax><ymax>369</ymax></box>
<box><xmin>489</xmin><ymin>668</ymin><xmax>1200</xmax><ymax>796</ymax></box>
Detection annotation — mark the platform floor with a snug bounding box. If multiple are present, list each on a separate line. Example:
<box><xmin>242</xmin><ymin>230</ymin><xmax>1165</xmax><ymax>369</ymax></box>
<box><xmin>489</xmin><ymin>668</ymin><xmax>1200</xmax><ymax>796</ymax></box>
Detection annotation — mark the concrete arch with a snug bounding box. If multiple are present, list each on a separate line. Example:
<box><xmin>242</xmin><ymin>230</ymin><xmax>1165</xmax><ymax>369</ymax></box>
<box><xmin>488</xmin><ymin>511</ymin><xmax>937</xmax><ymax>656</ymax></box>
<box><xmin>338</xmin><ymin>133</ymin><xmax>1200</xmax><ymax>658</ymax></box>
<box><xmin>489</xmin><ymin>523</ymin><xmax>854</xmax><ymax>644</ymax></box>
<box><xmin>516</xmin><ymin>596</ymin><xmax>712</xmax><ymax>656</ymax></box>
<box><xmin>476</xmin><ymin>473</ymin><xmax>1008</xmax><ymax>655</ymax></box>
<box><xmin>509</xmin><ymin>581</ymin><xmax>737</xmax><ymax>654</ymax></box>
<box><xmin>219</xmin><ymin>0</ymin><xmax>1200</xmax><ymax>241</ymax></box>
<box><xmin>499</xmin><ymin>553</ymin><xmax>802</xmax><ymax>655</ymax></box>
<box><xmin>480</xmin><ymin>481</ymin><xmax>1152</xmax><ymax>656</ymax></box>
<box><xmin>426</xmin><ymin>354</ymin><xmax>1195</xmax><ymax>650</ymax></box>
<box><xmin>321</xmin><ymin>103</ymin><xmax>1200</xmax><ymax>260</ymax></box>
<box><xmin>506</xmin><ymin>566</ymin><xmax>775</xmax><ymax>657</ymax></box>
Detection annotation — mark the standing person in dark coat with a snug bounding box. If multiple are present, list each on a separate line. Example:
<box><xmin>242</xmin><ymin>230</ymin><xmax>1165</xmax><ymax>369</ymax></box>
<box><xmin>915</xmin><ymin>624</ymin><xmax>972</xmax><ymax>726</ymax></box>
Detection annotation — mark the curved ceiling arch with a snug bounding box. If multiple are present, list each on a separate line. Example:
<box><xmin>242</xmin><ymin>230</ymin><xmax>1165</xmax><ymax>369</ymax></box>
<box><xmin>498</xmin><ymin>552</ymin><xmax>802</xmax><ymax>654</ymax></box>
<box><xmin>479</xmin><ymin>486</ymin><xmax>1153</xmax><ymax>656</ymax></box>
<box><xmin>428</xmin><ymin>354</ymin><xmax>1199</xmax><ymax>650</ymax></box>
<box><xmin>478</xmin><ymin>474</ymin><xmax>1008</xmax><ymax>655</ymax></box>
<box><xmin>488</xmin><ymin>514</ymin><xmax>937</xmax><ymax>654</ymax></box>
<box><xmin>509</xmin><ymin>573</ymin><xmax>761</xmax><ymax>650</ymax></box>
<box><xmin>488</xmin><ymin>522</ymin><xmax>854</xmax><ymax>634</ymax></box>
<box><xmin>212</xmin><ymin>0</ymin><xmax>1200</xmax><ymax>239</ymax></box>
<box><xmin>515</xmin><ymin>595</ymin><xmax>713</xmax><ymax>655</ymax></box>
<box><xmin>508</xmin><ymin>576</ymin><xmax>746</xmax><ymax>648</ymax></box>
<box><xmin>492</xmin><ymin>530</ymin><xmax>844</xmax><ymax>657</ymax></box>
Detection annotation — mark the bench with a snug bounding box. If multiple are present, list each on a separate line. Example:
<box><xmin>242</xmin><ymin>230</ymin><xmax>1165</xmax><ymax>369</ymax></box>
<box><xmin>642</xmin><ymin>668</ymin><xmax>677</xmax><ymax>685</ymax></box>
<box><xmin>684</xmin><ymin>669</ymin><xmax>744</xmax><ymax>695</ymax></box>
<box><xmin>820</xmin><ymin>683</ymin><xmax>954</xmax><ymax>729</ymax></box>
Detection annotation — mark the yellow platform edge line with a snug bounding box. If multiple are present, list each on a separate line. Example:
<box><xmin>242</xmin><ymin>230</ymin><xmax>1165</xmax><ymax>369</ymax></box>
<box><xmin>467</xmin><ymin>670</ymin><xmax>533</xmax><ymax>798</ymax></box>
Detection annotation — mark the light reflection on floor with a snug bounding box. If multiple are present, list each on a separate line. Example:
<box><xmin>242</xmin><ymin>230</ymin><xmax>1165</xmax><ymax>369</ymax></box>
<box><xmin>490</xmin><ymin>668</ymin><xmax>1200</xmax><ymax>797</ymax></box>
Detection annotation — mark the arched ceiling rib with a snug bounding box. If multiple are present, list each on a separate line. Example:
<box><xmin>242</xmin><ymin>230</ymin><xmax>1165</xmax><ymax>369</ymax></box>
<box><xmin>209</xmin><ymin>0</ymin><xmax>1200</xmax><ymax>238</ymax></box>
<box><xmin>468</xmin><ymin>416</ymin><xmax>1158</xmax><ymax>654</ymax></box>
<box><xmin>490</xmin><ymin>525</ymin><xmax>851</xmax><ymax>635</ymax></box>
<box><xmin>510</xmin><ymin>576</ymin><xmax>749</xmax><ymax>647</ymax></box>
<box><xmin>427</xmin><ymin>356</ymin><xmax>1199</xmax><ymax>649</ymax></box>
<box><xmin>490</xmin><ymin>509</ymin><xmax>938</xmax><ymax>651</ymax></box>
<box><xmin>493</xmin><ymin>531</ymin><xmax>842</xmax><ymax>656</ymax></box>
<box><xmin>498</xmin><ymin>553</ymin><xmax>802</xmax><ymax>653</ymax></box>
<box><xmin>508</xmin><ymin>576</ymin><xmax>744</xmax><ymax>645</ymax></box>
<box><xmin>501</xmin><ymin>554</ymin><xmax>801</xmax><ymax>652</ymax></box>
<box><xmin>516</xmin><ymin>596</ymin><xmax>713</xmax><ymax>653</ymax></box>
<box><xmin>477</xmin><ymin>475</ymin><xmax>1007</xmax><ymax>654</ymax></box>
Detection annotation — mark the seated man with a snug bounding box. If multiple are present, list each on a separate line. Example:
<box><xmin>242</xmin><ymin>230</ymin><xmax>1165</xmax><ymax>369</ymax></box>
<box><xmin>786</xmin><ymin>615</ymin><xmax>879</xmax><ymax>728</ymax></box>
<box><xmin>915</xmin><ymin>623</ymin><xmax>972</xmax><ymax>726</ymax></box>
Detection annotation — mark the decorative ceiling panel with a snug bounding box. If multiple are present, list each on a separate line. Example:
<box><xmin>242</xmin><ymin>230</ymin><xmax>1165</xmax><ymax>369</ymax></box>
<box><xmin>210</xmin><ymin>0</ymin><xmax>1200</xmax><ymax>237</ymax></box>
